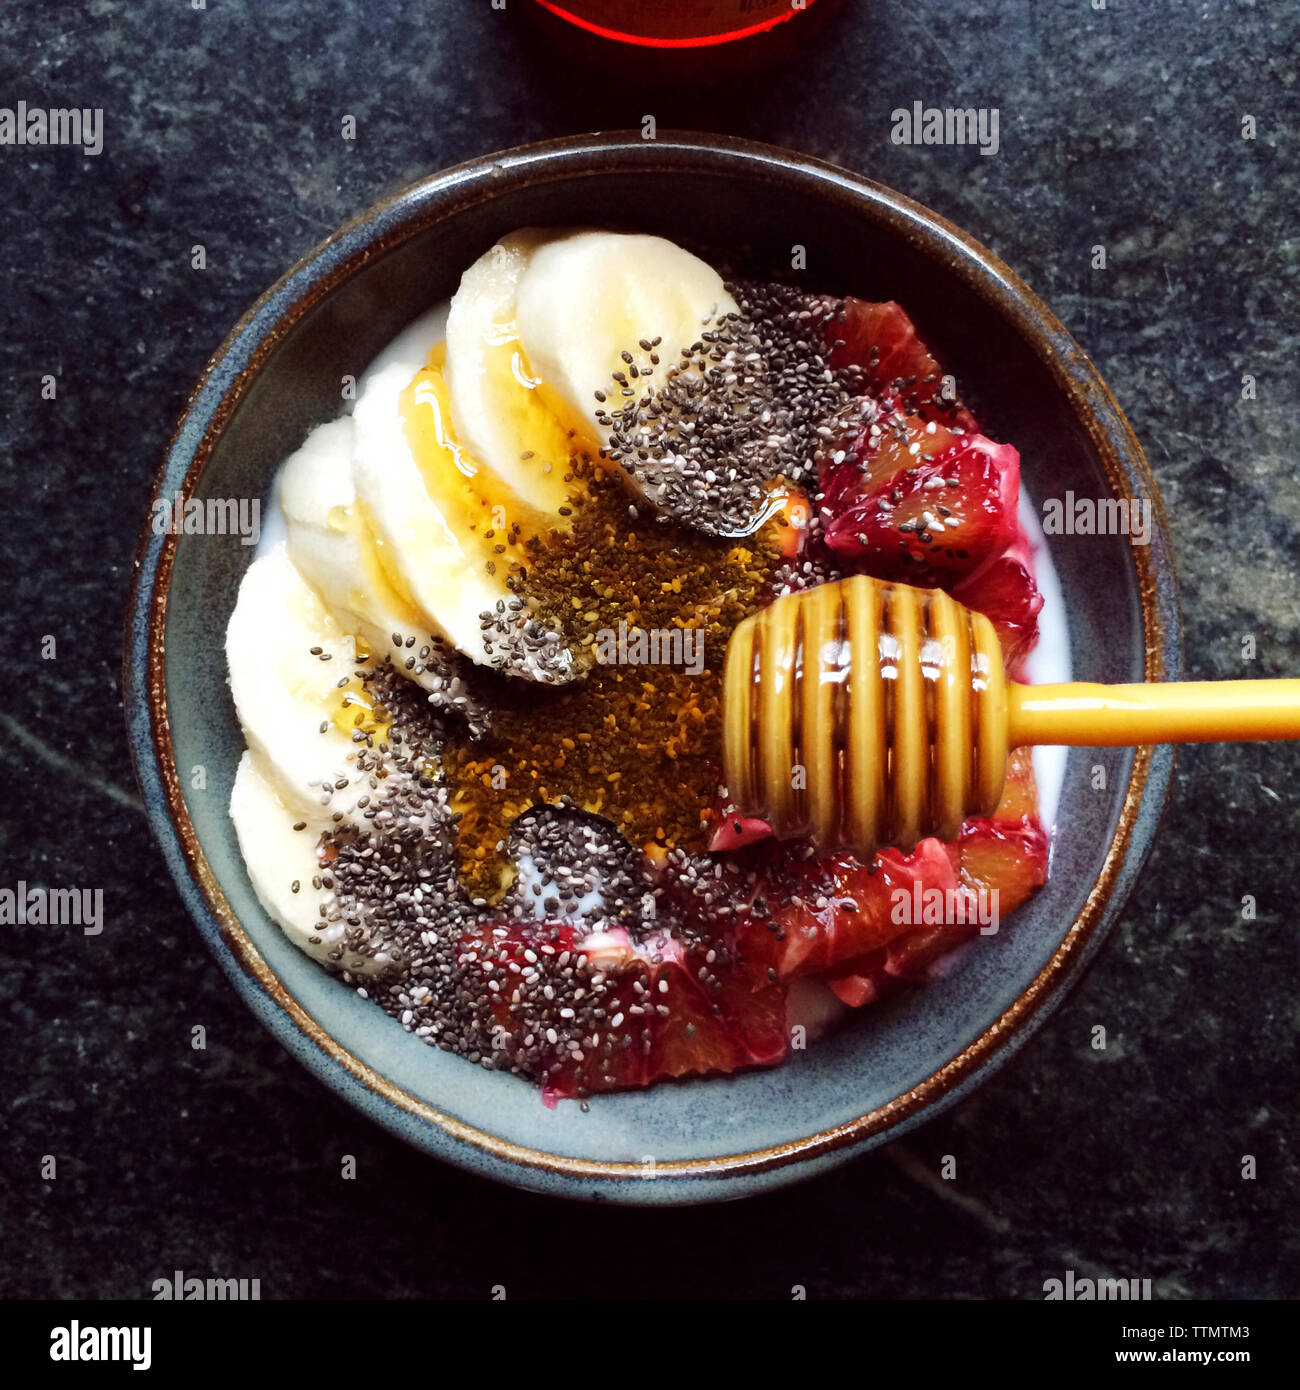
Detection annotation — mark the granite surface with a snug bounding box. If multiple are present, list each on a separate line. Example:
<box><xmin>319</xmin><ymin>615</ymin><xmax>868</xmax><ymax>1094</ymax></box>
<box><xmin>2</xmin><ymin>0</ymin><xmax>1297</xmax><ymax>1299</ymax></box>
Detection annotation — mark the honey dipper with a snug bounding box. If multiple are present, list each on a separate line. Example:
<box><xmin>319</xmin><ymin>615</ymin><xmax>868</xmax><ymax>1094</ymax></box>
<box><xmin>722</xmin><ymin>575</ymin><xmax>1300</xmax><ymax>854</ymax></box>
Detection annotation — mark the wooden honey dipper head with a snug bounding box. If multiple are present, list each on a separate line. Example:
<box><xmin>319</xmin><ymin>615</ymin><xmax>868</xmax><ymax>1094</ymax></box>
<box><xmin>722</xmin><ymin>575</ymin><xmax>1009</xmax><ymax>855</ymax></box>
<box><xmin>724</xmin><ymin>575</ymin><xmax>1300</xmax><ymax>858</ymax></box>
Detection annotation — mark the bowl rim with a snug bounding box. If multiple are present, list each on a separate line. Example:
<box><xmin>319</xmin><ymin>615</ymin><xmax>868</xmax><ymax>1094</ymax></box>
<box><xmin>124</xmin><ymin>131</ymin><xmax>1180</xmax><ymax>1198</ymax></box>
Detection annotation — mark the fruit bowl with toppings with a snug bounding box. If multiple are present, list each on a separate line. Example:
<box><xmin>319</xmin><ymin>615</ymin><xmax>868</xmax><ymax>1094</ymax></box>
<box><xmin>126</xmin><ymin>134</ymin><xmax>1179</xmax><ymax>1202</ymax></box>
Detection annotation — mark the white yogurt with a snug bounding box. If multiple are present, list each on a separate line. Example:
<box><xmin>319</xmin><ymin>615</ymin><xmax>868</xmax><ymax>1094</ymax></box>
<box><xmin>1020</xmin><ymin>489</ymin><xmax>1071</xmax><ymax>834</ymax></box>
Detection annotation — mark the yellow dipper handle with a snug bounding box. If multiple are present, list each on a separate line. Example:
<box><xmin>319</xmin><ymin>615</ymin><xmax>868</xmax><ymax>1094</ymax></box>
<box><xmin>723</xmin><ymin>575</ymin><xmax>1300</xmax><ymax>857</ymax></box>
<box><xmin>1008</xmin><ymin>680</ymin><xmax>1300</xmax><ymax>747</ymax></box>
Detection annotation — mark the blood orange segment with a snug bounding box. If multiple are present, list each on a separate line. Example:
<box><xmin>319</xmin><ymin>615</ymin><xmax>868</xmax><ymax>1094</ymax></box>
<box><xmin>957</xmin><ymin>746</ymin><xmax>1049</xmax><ymax>916</ymax></box>
<box><xmin>707</xmin><ymin>809</ymin><xmax>774</xmax><ymax>853</ymax></box>
<box><xmin>825</xmin><ymin>967</ymin><xmax>883</xmax><ymax>1009</ymax></box>
<box><xmin>958</xmin><ymin>819</ymin><xmax>1050</xmax><ymax>916</ymax></box>
<box><xmin>732</xmin><ymin>836</ymin><xmax>962</xmax><ymax>981</ymax></box>
<box><xmin>817</xmin><ymin>302</ymin><xmax>1042</xmax><ymax>668</ymax></box>
<box><xmin>819</xmin><ymin>407</ymin><xmax>958</xmax><ymax>514</ymax></box>
<box><xmin>769</xmin><ymin>482</ymin><xmax>811</xmax><ymax>559</ymax></box>
<box><xmin>793</xmin><ymin>756</ymin><xmax>1049</xmax><ymax>1007</ymax></box>
<box><xmin>994</xmin><ymin>745</ymin><xmax>1039</xmax><ymax>820</ymax></box>
<box><xmin>822</xmin><ymin>433</ymin><xmax>1021</xmax><ymax>588</ymax></box>
<box><xmin>951</xmin><ymin>527</ymin><xmax>1044</xmax><ymax>675</ymax></box>
<box><xmin>458</xmin><ymin>921</ymin><xmax>787</xmax><ymax>1096</ymax></box>
<box><xmin>827</xmin><ymin>298</ymin><xmax>979</xmax><ymax>430</ymax></box>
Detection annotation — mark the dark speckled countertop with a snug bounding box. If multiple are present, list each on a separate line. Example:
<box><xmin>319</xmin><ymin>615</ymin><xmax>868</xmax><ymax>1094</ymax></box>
<box><xmin>1</xmin><ymin>0</ymin><xmax>1297</xmax><ymax>1300</ymax></box>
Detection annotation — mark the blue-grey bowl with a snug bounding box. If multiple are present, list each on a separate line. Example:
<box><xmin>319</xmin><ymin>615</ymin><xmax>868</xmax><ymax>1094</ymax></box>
<box><xmin>124</xmin><ymin>133</ymin><xmax>1179</xmax><ymax>1203</ymax></box>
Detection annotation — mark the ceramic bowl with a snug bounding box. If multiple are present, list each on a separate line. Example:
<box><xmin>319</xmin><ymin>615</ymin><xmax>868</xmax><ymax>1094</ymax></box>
<box><xmin>125</xmin><ymin>133</ymin><xmax>1179</xmax><ymax>1203</ymax></box>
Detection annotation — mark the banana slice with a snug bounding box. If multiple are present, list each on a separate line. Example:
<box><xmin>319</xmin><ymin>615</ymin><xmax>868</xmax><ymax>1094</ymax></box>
<box><xmin>279</xmin><ymin>415</ymin><xmax>439</xmax><ymax>678</ymax></box>
<box><xmin>513</xmin><ymin>230</ymin><xmax>739</xmax><ymax>443</ymax></box>
<box><xmin>444</xmin><ymin>230</ymin><xmax>577</xmax><ymax>524</ymax></box>
<box><xmin>230</xmin><ymin>750</ymin><xmax>392</xmax><ymax>976</ymax></box>
<box><xmin>225</xmin><ymin>545</ymin><xmax>369</xmax><ymax>825</ymax></box>
<box><xmin>351</xmin><ymin>359</ymin><xmax>510</xmax><ymax>668</ymax></box>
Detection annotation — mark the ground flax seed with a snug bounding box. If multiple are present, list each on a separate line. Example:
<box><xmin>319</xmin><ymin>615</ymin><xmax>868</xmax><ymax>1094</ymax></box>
<box><xmin>442</xmin><ymin>461</ymin><xmax>787</xmax><ymax>901</ymax></box>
